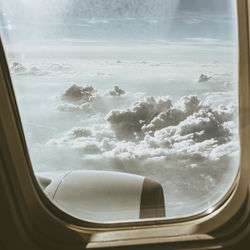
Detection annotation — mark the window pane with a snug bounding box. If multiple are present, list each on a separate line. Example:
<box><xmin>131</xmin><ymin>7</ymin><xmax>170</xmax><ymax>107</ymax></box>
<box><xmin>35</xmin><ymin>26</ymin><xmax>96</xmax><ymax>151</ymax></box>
<box><xmin>0</xmin><ymin>0</ymin><xmax>239</xmax><ymax>221</ymax></box>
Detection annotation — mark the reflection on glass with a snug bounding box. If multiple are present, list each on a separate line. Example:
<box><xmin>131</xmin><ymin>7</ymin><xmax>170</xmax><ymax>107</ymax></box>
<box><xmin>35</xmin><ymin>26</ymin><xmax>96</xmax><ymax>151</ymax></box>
<box><xmin>0</xmin><ymin>0</ymin><xmax>239</xmax><ymax>221</ymax></box>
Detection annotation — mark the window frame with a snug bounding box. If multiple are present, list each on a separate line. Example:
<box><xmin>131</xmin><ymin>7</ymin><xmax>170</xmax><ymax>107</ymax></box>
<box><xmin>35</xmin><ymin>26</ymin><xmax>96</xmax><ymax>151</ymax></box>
<box><xmin>0</xmin><ymin>0</ymin><xmax>249</xmax><ymax>249</ymax></box>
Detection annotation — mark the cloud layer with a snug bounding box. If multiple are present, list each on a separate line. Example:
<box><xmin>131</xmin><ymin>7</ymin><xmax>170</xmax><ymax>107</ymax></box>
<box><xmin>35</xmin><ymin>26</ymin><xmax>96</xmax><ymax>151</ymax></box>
<box><xmin>48</xmin><ymin>95</ymin><xmax>238</xmax><ymax>163</ymax></box>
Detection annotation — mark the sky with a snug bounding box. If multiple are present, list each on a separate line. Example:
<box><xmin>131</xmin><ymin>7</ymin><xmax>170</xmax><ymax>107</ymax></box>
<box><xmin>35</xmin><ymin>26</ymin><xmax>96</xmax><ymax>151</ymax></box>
<box><xmin>0</xmin><ymin>0</ymin><xmax>237</xmax><ymax>43</ymax></box>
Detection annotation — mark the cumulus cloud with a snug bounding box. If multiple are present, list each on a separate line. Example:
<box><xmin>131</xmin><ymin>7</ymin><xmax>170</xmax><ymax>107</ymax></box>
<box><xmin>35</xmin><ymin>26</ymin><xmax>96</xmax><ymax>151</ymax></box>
<box><xmin>11</xmin><ymin>62</ymin><xmax>27</xmax><ymax>73</ymax></box>
<box><xmin>62</xmin><ymin>84</ymin><xmax>96</xmax><ymax>102</ymax></box>
<box><xmin>106</xmin><ymin>96</ymin><xmax>172</xmax><ymax>140</ymax></box>
<box><xmin>10</xmin><ymin>61</ymin><xmax>74</xmax><ymax>76</ymax></box>
<box><xmin>11</xmin><ymin>62</ymin><xmax>47</xmax><ymax>76</ymax></box>
<box><xmin>48</xmin><ymin>95</ymin><xmax>238</xmax><ymax>162</ymax></box>
<box><xmin>108</xmin><ymin>85</ymin><xmax>125</xmax><ymax>97</ymax></box>
<box><xmin>48</xmin><ymin>125</ymin><xmax>116</xmax><ymax>154</ymax></box>
<box><xmin>57</xmin><ymin>102</ymin><xmax>92</xmax><ymax>112</ymax></box>
<box><xmin>197</xmin><ymin>74</ymin><xmax>212</xmax><ymax>83</ymax></box>
<box><xmin>58</xmin><ymin>84</ymin><xmax>126</xmax><ymax>112</ymax></box>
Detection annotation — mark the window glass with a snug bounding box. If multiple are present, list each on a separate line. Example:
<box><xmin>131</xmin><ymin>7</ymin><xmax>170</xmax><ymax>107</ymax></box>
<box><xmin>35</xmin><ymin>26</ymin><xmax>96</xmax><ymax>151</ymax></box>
<box><xmin>0</xmin><ymin>0</ymin><xmax>239</xmax><ymax>221</ymax></box>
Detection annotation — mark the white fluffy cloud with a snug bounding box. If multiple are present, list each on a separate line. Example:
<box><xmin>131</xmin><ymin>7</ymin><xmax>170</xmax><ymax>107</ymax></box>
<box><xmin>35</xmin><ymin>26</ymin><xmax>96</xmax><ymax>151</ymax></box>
<box><xmin>106</xmin><ymin>96</ymin><xmax>172</xmax><ymax>139</ymax></box>
<box><xmin>62</xmin><ymin>84</ymin><xmax>96</xmax><ymax>102</ymax></box>
<box><xmin>48</xmin><ymin>95</ymin><xmax>238</xmax><ymax>162</ymax></box>
<box><xmin>57</xmin><ymin>84</ymin><xmax>126</xmax><ymax>112</ymax></box>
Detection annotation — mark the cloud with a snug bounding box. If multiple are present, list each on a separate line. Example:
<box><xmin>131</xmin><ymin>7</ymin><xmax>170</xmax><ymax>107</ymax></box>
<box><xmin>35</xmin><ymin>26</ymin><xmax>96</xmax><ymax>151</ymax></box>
<box><xmin>48</xmin><ymin>95</ymin><xmax>238</xmax><ymax>162</ymax></box>
<box><xmin>61</xmin><ymin>84</ymin><xmax>96</xmax><ymax>102</ymax></box>
<box><xmin>182</xmin><ymin>18</ymin><xmax>203</xmax><ymax>24</ymax></box>
<box><xmin>185</xmin><ymin>37</ymin><xmax>221</xmax><ymax>45</ymax></box>
<box><xmin>106</xmin><ymin>96</ymin><xmax>172</xmax><ymax>140</ymax></box>
<box><xmin>10</xmin><ymin>61</ymin><xmax>74</xmax><ymax>76</ymax></box>
<box><xmin>57</xmin><ymin>84</ymin><xmax>126</xmax><ymax>112</ymax></box>
<box><xmin>108</xmin><ymin>85</ymin><xmax>126</xmax><ymax>97</ymax></box>
<box><xmin>85</xmin><ymin>19</ymin><xmax>109</xmax><ymax>24</ymax></box>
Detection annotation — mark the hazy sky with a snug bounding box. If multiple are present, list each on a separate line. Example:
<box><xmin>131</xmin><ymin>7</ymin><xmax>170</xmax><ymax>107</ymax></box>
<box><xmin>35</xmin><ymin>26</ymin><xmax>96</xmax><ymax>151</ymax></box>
<box><xmin>0</xmin><ymin>0</ymin><xmax>237</xmax><ymax>42</ymax></box>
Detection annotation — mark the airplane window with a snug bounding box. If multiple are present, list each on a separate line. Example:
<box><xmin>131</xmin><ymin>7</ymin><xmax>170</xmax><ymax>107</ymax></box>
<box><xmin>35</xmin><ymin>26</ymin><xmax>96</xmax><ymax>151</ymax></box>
<box><xmin>0</xmin><ymin>0</ymin><xmax>239</xmax><ymax>222</ymax></box>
